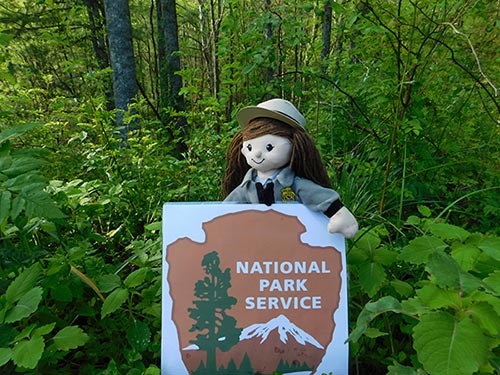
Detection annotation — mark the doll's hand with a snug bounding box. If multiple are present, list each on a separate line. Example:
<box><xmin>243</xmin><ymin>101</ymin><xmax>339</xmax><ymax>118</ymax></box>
<box><xmin>327</xmin><ymin>206</ymin><xmax>359</xmax><ymax>239</ymax></box>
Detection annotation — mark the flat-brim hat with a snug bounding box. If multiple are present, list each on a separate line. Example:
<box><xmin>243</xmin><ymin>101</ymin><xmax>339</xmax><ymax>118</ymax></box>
<box><xmin>236</xmin><ymin>98</ymin><xmax>306</xmax><ymax>130</ymax></box>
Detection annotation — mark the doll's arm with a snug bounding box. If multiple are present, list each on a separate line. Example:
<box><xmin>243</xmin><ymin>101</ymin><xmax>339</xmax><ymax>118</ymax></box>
<box><xmin>327</xmin><ymin>206</ymin><xmax>359</xmax><ymax>239</ymax></box>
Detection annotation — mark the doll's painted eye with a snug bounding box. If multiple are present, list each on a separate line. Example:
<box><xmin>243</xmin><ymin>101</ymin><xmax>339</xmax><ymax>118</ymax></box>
<box><xmin>246</xmin><ymin>144</ymin><xmax>252</xmax><ymax>151</ymax></box>
<box><xmin>266</xmin><ymin>144</ymin><xmax>274</xmax><ymax>151</ymax></box>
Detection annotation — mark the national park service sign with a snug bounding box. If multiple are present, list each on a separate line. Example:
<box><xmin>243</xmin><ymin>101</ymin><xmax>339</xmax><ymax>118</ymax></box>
<box><xmin>162</xmin><ymin>203</ymin><xmax>348</xmax><ymax>375</ymax></box>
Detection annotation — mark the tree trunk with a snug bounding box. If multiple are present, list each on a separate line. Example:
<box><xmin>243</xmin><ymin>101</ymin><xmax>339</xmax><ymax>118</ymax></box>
<box><xmin>158</xmin><ymin>0</ymin><xmax>184</xmax><ymax>112</ymax></box>
<box><xmin>321</xmin><ymin>0</ymin><xmax>332</xmax><ymax>64</ymax></box>
<box><xmin>103</xmin><ymin>0</ymin><xmax>138</xmax><ymax>140</ymax></box>
<box><xmin>158</xmin><ymin>0</ymin><xmax>187</xmax><ymax>156</ymax></box>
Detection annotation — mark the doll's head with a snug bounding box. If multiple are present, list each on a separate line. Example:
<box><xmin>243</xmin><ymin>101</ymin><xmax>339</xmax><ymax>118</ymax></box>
<box><xmin>222</xmin><ymin>100</ymin><xmax>332</xmax><ymax>197</ymax></box>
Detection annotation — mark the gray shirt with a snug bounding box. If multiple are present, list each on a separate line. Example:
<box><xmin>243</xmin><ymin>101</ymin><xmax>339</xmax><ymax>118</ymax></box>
<box><xmin>224</xmin><ymin>167</ymin><xmax>342</xmax><ymax>216</ymax></box>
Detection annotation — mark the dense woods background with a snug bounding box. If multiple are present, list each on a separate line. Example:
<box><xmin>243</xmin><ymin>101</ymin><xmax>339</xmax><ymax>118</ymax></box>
<box><xmin>0</xmin><ymin>0</ymin><xmax>498</xmax><ymax>374</ymax></box>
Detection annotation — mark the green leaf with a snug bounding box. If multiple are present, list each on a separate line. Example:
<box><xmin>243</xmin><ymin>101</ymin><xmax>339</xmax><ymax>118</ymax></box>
<box><xmin>451</xmin><ymin>243</ymin><xmax>481</xmax><ymax>271</ymax></box>
<box><xmin>358</xmin><ymin>262</ymin><xmax>386</xmax><ymax>297</ymax></box>
<box><xmin>5</xmin><ymin>287</ymin><xmax>43</xmax><ymax>323</ymax></box>
<box><xmin>478</xmin><ymin>237</ymin><xmax>500</xmax><ymax>261</ymax></box>
<box><xmin>33</xmin><ymin>323</ymin><xmax>56</xmax><ymax>337</ymax></box>
<box><xmin>101</xmin><ymin>288</ymin><xmax>128</xmax><ymax>319</ymax></box>
<box><xmin>126</xmin><ymin>320</ymin><xmax>151</xmax><ymax>352</ymax></box>
<box><xmin>416</xmin><ymin>283</ymin><xmax>460</xmax><ymax>310</ymax></box>
<box><xmin>390</xmin><ymin>280</ymin><xmax>414</xmax><ymax>297</ymax></box>
<box><xmin>0</xmin><ymin>191</ymin><xmax>11</xmax><ymax>227</ymax></box>
<box><xmin>399</xmin><ymin>235</ymin><xmax>447</xmax><ymax>265</ymax></box>
<box><xmin>124</xmin><ymin>267</ymin><xmax>149</xmax><ymax>288</ymax></box>
<box><xmin>364</xmin><ymin>327</ymin><xmax>388</xmax><ymax>338</ymax></box>
<box><xmin>465</xmin><ymin>302</ymin><xmax>500</xmax><ymax>336</ymax></box>
<box><xmin>428</xmin><ymin>222</ymin><xmax>470</xmax><ymax>241</ymax></box>
<box><xmin>413</xmin><ymin>312</ymin><xmax>490</xmax><ymax>375</ymax></box>
<box><xmin>0</xmin><ymin>347</ymin><xmax>12</xmax><ymax>367</ymax></box>
<box><xmin>97</xmin><ymin>274</ymin><xmax>121</xmax><ymax>293</ymax></box>
<box><xmin>427</xmin><ymin>252</ymin><xmax>481</xmax><ymax>292</ymax></box>
<box><xmin>53</xmin><ymin>326</ymin><xmax>89</xmax><ymax>351</ymax></box>
<box><xmin>11</xmin><ymin>336</ymin><xmax>44</xmax><ymax>369</ymax></box>
<box><xmin>354</xmin><ymin>229</ymin><xmax>381</xmax><ymax>254</ymax></box>
<box><xmin>387</xmin><ymin>361</ymin><xmax>426</xmax><ymax>375</ymax></box>
<box><xmin>0</xmin><ymin>123</ymin><xmax>39</xmax><ymax>144</ymax></box>
<box><xmin>348</xmin><ymin>296</ymin><xmax>402</xmax><ymax>342</ymax></box>
<box><xmin>417</xmin><ymin>205</ymin><xmax>432</xmax><ymax>217</ymax></box>
<box><xmin>5</xmin><ymin>263</ymin><xmax>42</xmax><ymax>303</ymax></box>
<box><xmin>483</xmin><ymin>270</ymin><xmax>500</xmax><ymax>294</ymax></box>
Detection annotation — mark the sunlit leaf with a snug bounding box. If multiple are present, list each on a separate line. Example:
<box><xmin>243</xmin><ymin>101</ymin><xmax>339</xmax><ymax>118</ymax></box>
<box><xmin>413</xmin><ymin>312</ymin><xmax>490</xmax><ymax>375</ymax></box>
<box><xmin>12</xmin><ymin>336</ymin><xmax>44</xmax><ymax>369</ymax></box>
<box><xmin>399</xmin><ymin>235</ymin><xmax>448</xmax><ymax>265</ymax></box>
<box><xmin>5</xmin><ymin>263</ymin><xmax>42</xmax><ymax>303</ymax></box>
<box><xmin>53</xmin><ymin>326</ymin><xmax>89</xmax><ymax>351</ymax></box>
<box><xmin>5</xmin><ymin>287</ymin><xmax>43</xmax><ymax>323</ymax></box>
<box><xmin>101</xmin><ymin>288</ymin><xmax>128</xmax><ymax>319</ymax></box>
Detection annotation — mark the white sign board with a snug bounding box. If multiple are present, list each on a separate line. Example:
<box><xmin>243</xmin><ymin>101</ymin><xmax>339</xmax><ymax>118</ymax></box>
<box><xmin>162</xmin><ymin>203</ymin><xmax>348</xmax><ymax>375</ymax></box>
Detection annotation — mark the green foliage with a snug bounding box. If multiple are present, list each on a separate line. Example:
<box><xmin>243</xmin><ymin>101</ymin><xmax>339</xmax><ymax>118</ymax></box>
<box><xmin>348</xmin><ymin>215</ymin><xmax>500</xmax><ymax>374</ymax></box>
<box><xmin>1</xmin><ymin>0</ymin><xmax>498</xmax><ymax>373</ymax></box>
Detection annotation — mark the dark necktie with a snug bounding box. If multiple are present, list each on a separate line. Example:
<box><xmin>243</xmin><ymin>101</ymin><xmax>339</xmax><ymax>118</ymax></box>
<box><xmin>256</xmin><ymin>182</ymin><xmax>275</xmax><ymax>206</ymax></box>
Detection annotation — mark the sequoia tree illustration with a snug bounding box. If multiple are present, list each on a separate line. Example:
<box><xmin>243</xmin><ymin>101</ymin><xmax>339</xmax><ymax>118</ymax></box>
<box><xmin>187</xmin><ymin>251</ymin><xmax>242</xmax><ymax>374</ymax></box>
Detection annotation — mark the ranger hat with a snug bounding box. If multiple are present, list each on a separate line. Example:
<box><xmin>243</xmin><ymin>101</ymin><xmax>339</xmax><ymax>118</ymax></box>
<box><xmin>236</xmin><ymin>98</ymin><xmax>306</xmax><ymax>130</ymax></box>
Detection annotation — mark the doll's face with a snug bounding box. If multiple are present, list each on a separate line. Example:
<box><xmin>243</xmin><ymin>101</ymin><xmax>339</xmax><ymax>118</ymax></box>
<box><xmin>241</xmin><ymin>134</ymin><xmax>292</xmax><ymax>176</ymax></box>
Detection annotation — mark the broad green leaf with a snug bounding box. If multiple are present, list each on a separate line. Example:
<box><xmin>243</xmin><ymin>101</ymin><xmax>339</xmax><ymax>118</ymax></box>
<box><xmin>478</xmin><ymin>237</ymin><xmax>500</xmax><ymax>261</ymax></box>
<box><xmin>416</xmin><ymin>283</ymin><xmax>460</xmax><ymax>310</ymax></box>
<box><xmin>399</xmin><ymin>235</ymin><xmax>447</xmax><ymax>265</ymax></box>
<box><xmin>0</xmin><ymin>347</ymin><xmax>12</xmax><ymax>367</ymax></box>
<box><xmin>22</xmin><ymin>190</ymin><xmax>65</xmax><ymax>219</ymax></box>
<box><xmin>5</xmin><ymin>263</ymin><xmax>42</xmax><ymax>303</ymax></box>
<box><xmin>33</xmin><ymin>323</ymin><xmax>56</xmax><ymax>337</ymax></box>
<box><xmin>451</xmin><ymin>243</ymin><xmax>481</xmax><ymax>271</ymax></box>
<box><xmin>465</xmin><ymin>302</ymin><xmax>500</xmax><ymax>336</ymax></box>
<box><xmin>124</xmin><ymin>267</ymin><xmax>149</xmax><ymax>288</ymax></box>
<box><xmin>373</xmin><ymin>247</ymin><xmax>396</xmax><ymax>265</ymax></box>
<box><xmin>97</xmin><ymin>274</ymin><xmax>121</xmax><ymax>293</ymax></box>
<box><xmin>101</xmin><ymin>288</ymin><xmax>128</xmax><ymax>319</ymax></box>
<box><xmin>5</xmin><ymin>287</ymin><xmax>43</xmax><ymax>323</ymax></box>
<box><xmin>426</xmin><ymin>252</ymin><xmax>461</xmax><ymax>288</ymax></box>
<box><xmin>358</xmin><ymin>262</ymin><xmax>386</xmax><ymax>297</ymax></box>
<box><xmin>483</xmin><ymin>270</ymin><xmax>500</xmax><ymax>294</ymax></box>
<box><xmin>144</xmin><ymin>366</ymin><xmax>161</xmax><ymax>375</ymax></box>
<box><xmin>390</xmin><ymin>280</ymin><xmax>414</xmax><ymax>297</ymax></box>
<box><xmin>11</xmin><ymin>336</ymin><xmax>44</xmax><ymax>369</ymax></box>
<box><xmin>417</xmin><ymin>205</ymin><xmax>432</xmax><ymax>217</ymax></box>
<box><xmin>427</xmin><ymin>252</ymin><xmax>481</xmax><ymax>293</ymax></box>
<box><xmin>348</xmin><ymin>296</ymin><xmax>402</xmax><ymax>342</ymax></box>
<box><xmin>428</xmin><ymin>222</ymin><xmax>470</xmax><ymax>242</ymax></box>
<box><xmin>400</xmin><ymin>297</ymin><xmax>431</xmax><ymax>315</ymax></box>
<box><xmin>0</xmin><ymin>191</ymin><xmax>11</xmax><ymax>226</ymax></box>
<box><xmin>53</xmin><ymin>326</ymin><xmax>89</xmax><ymax>351</ymax></box>
<box><xmin>354</xmin><ymin>229</ymin><xmax>381</xmax><ymax>254</ymax></box>
<box><xmin>10</xmin><ymin>195</ymin><xmax>24</xmax><ymax>221</ymax></box>
<box><xmin>126</xmin><ymin>320</ymin><xmax>151</xmax><ymax>352</ymax></box>
<box><xmin>347</xmin><ymin>247</ymin><xmax>368</xmax><ymax>264</ymax></box>
<box><xmin>363</xmin><ymin>327</ymin><xmax>388</xmax><ymax>338</ymax></box>
<box><xmin>468</xmin><ymin>291</ymin><xmax>500</xmax><ymax>315</ymax></box>
<box><xmin>387</xmin><ymin>361</ymin><xmax>426</xmax><ymax>375</ymax></box>
<box><xmin>0</xmin><ymin>123</ymin><xmax>39</xmax><ymax>144</ymax></box>
<box><xmin>413</xmin><ymin>312</ymin><xmax>490</xmax><ymax>375</ymax></box>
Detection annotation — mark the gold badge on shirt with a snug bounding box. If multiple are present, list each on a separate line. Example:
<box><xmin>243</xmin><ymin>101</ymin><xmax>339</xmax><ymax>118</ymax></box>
<box><xmin>281</xmin><ymin>187</ymin><xmax>297</xmax><ymax>202</ymax></box>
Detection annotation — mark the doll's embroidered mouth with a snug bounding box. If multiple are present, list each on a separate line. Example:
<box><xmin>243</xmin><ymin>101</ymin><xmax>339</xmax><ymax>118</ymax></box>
<box><xmin>252</xmin><ymin>159</ymin><xmax>265</xmax><ymax>164</ymax></box>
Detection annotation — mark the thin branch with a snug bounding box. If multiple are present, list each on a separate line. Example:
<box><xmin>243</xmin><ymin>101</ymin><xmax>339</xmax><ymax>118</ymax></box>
<box><xmin>442</xmin><ymin>22</ymin><xmax>498</xmax><ymax>97</ymax></box>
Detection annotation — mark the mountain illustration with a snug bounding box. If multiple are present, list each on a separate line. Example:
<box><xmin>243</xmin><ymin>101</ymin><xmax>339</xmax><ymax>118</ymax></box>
<box><xmin>240</xmin><ymin>314</ymin><xmax>324</xmax><ymax>349</ymax></box>
<box><xmin>182</xmin><ymin>314</ymin><xmax>326</xmax><ymax>374</ymax></box>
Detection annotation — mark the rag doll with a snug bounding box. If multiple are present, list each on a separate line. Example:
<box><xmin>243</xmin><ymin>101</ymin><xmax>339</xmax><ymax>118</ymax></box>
<box><xmin>222</xmin><ymin>98</ymin><xmax>359</xmax><ymax>239</ymax></box>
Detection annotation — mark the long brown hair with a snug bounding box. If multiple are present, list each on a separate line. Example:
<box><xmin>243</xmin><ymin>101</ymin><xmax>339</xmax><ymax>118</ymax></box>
<box><xmin>221</xmin><ymin>117</ymin><xmax>332</xmax><ymax>197</ymax></box>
